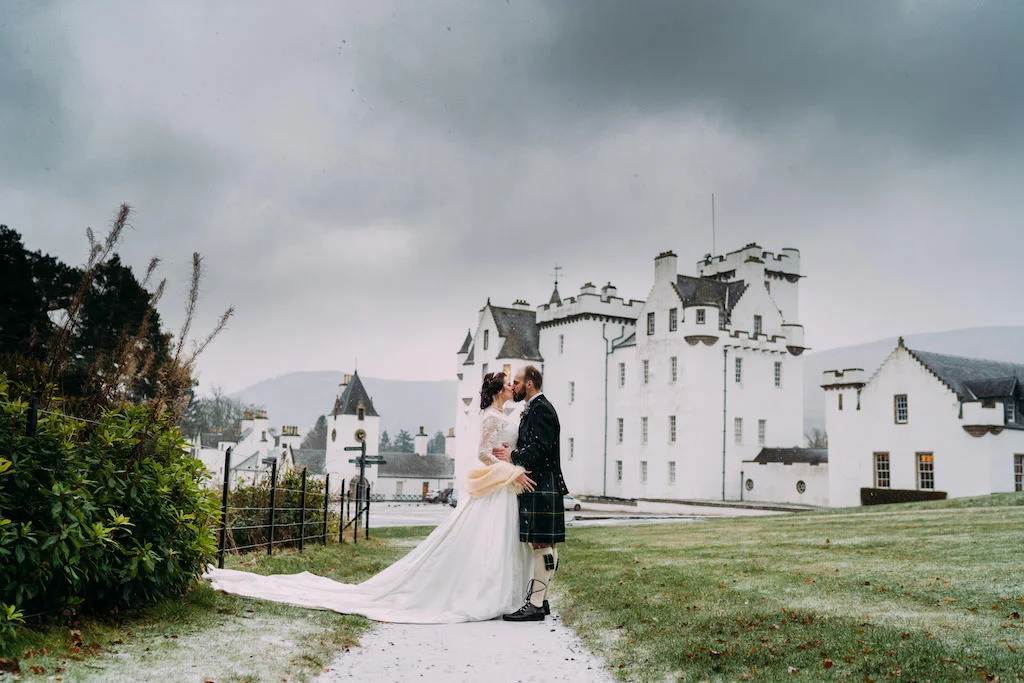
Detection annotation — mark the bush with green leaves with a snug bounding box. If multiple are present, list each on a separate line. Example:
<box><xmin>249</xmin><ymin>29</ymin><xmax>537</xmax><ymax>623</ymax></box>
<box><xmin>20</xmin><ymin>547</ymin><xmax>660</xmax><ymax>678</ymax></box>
<box><xmin>0</xmin><ymin>377</ymin><xmax>218</xmax><ymax>645</ymax></box>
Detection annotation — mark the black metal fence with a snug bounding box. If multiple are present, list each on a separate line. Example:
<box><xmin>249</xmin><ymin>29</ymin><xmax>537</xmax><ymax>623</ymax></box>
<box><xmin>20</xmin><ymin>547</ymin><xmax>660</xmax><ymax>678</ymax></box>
<box><xmin>212</xmin><ymin>447</ymin><xmax>375</xmax><ymax>568</ymax></box>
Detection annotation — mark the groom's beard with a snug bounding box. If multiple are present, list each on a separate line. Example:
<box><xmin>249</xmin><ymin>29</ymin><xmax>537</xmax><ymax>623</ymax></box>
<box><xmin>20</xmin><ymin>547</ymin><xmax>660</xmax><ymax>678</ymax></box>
<box><xmin>513</xmin><ymin>388</ymin><xmax>526</xmax><ymax>402</ymax></box>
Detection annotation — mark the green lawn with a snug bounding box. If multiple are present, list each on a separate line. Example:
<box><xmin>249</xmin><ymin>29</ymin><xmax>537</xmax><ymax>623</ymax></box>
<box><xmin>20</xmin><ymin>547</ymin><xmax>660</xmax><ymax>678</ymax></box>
<box><xmin>5</xmin><ymin>496</ymin><xmax>1024</xmax><ymax>681</ymax></box>
<box><xmin>557</xmin><ymin>493</ymin><xmax>1024</xmax><ymax>681</ymax></box>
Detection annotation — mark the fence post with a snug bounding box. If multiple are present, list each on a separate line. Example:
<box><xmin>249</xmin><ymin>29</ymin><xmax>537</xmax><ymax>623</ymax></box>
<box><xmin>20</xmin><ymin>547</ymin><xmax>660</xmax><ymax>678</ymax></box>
<box><xmin>217</xmin><ymin>447</ymin><xmax>232</xmax><ymax>569</ymax></box>
<box><xmin>338</xmin><ymin>479</ymin><xmax>346</xmax><ymax>544</ymax></box>
<box><xmin>299</xmin><ymin>468</ymin><xmax>307</xmax><ymax>553</ymax></box>
<box><xmin>26</xmin><ymin>395</ymin><xmax>39</xmax><ymax>437</ymax></box>
<box><xmin>364</xmin><ymin>482</ymin><xmax>370</xmax><ymax>540</ymax></box>
<box><xmin>322</xmin><ymin>473</ymin><xmax>330</xmax><ymax>546</ymax></box>
<box><xmin>266</xmin><ymin>459</ymin><xmax>278</xmax><ymax>556</ymax></box>
<box><xmin>354</xmin><ymin>479</ymin><xmax>361</xmax><ymax>545</ymax></box>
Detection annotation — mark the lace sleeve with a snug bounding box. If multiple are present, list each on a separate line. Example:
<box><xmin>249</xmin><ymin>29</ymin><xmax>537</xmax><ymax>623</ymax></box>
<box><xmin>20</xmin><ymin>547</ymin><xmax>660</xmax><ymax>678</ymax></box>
<box><xmin>477</xmin><ymin>413</ymin><xmax>501</xmax><ymax>464</ymax></box>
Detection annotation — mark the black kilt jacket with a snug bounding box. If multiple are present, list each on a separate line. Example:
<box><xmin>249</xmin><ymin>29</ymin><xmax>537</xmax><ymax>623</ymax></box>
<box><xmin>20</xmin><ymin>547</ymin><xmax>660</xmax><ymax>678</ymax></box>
<box><xmin>511</xmin><ymin>394</ymin><xmax>569</xmax><ymax>544</ymax></box>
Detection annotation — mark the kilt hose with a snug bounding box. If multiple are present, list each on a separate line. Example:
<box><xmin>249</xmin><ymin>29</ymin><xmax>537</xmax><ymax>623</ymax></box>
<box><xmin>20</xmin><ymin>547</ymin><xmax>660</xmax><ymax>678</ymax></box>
<box><xmin>518</xmin><ymin>471</ymin><xmax>565</xmax><ymax>544</ymax></box>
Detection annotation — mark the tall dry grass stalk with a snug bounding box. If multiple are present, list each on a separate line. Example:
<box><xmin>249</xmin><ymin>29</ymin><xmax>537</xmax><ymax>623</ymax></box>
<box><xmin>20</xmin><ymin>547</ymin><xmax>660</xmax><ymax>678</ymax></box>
<box><xmin>40</xmin><ymin>204</ymin><xmax>234</xmax><ymax>421</ymax></box>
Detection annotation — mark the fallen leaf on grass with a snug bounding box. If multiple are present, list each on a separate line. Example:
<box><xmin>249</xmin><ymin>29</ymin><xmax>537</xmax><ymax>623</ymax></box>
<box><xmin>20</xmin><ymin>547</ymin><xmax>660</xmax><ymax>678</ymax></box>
<box><xmin>823</xmin><ymin>659</ymin><xmax>834</xmax><ymax>668</ymax></box>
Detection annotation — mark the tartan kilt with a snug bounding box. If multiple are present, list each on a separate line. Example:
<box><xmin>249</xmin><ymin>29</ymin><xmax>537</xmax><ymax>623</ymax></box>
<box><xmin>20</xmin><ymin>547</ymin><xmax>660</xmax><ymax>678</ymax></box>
<box><xmin>518</xmin><ymin>471</ymin><xmax>565</xmax><ymax>544</ymax></box>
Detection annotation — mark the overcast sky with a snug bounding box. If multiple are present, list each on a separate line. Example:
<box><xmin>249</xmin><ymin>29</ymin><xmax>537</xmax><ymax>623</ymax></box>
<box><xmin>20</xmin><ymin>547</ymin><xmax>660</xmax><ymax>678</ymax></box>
<box><xmin>4</xmin><ymin>1</ymin><xmax>1022</xmax><ymax>393</ymax></box>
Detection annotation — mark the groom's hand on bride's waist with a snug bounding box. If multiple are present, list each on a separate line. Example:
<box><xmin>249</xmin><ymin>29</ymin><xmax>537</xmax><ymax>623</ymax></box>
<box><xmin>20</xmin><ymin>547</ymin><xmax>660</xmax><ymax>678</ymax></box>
<box><xmin>492</xmin><ymin>444</ymin><xmax>512</xmax><ymax>462</ymax></box>
<box><xmin>517</xmin><ymin>471</ymin><xmax>536</xmax><ymax>492</ymax></box>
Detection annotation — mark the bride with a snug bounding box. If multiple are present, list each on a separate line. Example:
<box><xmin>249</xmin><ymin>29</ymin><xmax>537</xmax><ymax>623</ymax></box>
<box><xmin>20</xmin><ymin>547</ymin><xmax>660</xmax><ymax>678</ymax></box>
<box><xmin>205</xmin><ymin>371</ymin><xmax>535</xmax><ymax>623</ymax></box>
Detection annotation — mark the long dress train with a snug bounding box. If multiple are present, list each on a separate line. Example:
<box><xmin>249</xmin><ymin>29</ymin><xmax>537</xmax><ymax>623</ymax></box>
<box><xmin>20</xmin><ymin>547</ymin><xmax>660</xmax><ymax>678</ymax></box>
<box><xmin>205</xmin><ymin>407</ymin><xmax>531</xmax><ymax>623</ymax></box>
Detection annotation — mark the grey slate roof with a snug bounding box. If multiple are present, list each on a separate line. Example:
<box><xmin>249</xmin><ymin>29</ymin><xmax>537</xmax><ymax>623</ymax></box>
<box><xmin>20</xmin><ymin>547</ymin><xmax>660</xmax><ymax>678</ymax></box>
<box><xmin>376</xmin><ymin>453</ymin><xmax>455</xmax><ymax>479</ymax></box>
<box><xmin>331</xmin><ymin>371</ymin><xmax>380</xmax><ymax>417</ymax></box>
<box><xmin>491</xmin><ymin>306</ymin><xmax>543</xmax><ymax>361</ymax></box>
<box><xmin>673</xmin><ymin>275</ymin><xmax>748</xmax><ymax>322</ymax></box>
<box><xmin>291</xmin><ymin>448</ymin><xmax>327</xmax><ymax>475</ymax></box>
<box><xmin>463</xmin><ymin>344</ymin><xmax>475</xmax><ymax>365</ymax></box>
<box><xmin>614</xmin><ymin>332</ymin><xmax>636</xmax><ymax>349</ymax></box>
<box><xmin>751</xmin><ymin>448</ymin><xmax>828</xmax><ymax>465</ymax></box>
<box><xmin>548</xmin><ymin>285</ymin><xmax>562</xmax><ymax>306</ymax></box>
<box><xmin>458</xmin><ymin>329</ymin><xmax>473</xmax><ymax>354</ymax></box>
<box><xmin>908</xmin><ymin>348</ymin><xmax>1024</xmax><ymax>401</ymax></box>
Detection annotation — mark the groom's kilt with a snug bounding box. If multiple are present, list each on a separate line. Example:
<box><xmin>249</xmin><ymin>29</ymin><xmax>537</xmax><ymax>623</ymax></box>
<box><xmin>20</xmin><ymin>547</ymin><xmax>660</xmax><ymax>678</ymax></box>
<box><xmin>518</xmin><ymin>471</ymin><xmax>565</xmax><ymax>544</ymax></box>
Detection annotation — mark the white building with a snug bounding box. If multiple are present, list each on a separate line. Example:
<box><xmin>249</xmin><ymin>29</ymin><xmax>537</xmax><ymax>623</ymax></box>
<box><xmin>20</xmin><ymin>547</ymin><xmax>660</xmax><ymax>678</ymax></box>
<box><xmin>824</xmin><ymin>338</ymin><xmax>1024</xmax><ymax>506</ymax></box>
<box><xmin>189</xmin><ymin>410</ymin><xmax>308</xmax><ymax>488</ymax></box>
<box><xmin>455</xmin><ymin>243</ymin><xmax>808</xmax><ymax>504</ymax></box>
<box><xmin>373</xmin><ymin>453</ymin><xmax>455</xmax><ymax>500</ymax></box>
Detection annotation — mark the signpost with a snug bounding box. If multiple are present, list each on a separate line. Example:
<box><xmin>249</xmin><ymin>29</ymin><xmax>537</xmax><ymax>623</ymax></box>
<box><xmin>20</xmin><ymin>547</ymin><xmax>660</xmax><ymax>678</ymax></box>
<box><xmin>344</xmin><ymin>429</ymin><xmax>385</xmax><ymax>543</ymax></box>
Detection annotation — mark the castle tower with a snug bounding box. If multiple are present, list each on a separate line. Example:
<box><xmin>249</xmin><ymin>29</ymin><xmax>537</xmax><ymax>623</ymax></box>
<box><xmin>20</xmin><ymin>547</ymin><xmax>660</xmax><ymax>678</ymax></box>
<box><xmin>325</xmin><ymin>371</ymin><xmax>381</xmax><ymax>493</ymax></box>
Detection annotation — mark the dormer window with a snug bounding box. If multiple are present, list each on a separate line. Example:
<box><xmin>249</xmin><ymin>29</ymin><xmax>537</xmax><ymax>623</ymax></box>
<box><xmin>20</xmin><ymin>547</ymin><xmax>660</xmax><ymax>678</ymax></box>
<box><xmin>357</xmin><ymin>407</ymin><xmax>366</xmax><ymax>421</ymax></box>
<box><xmin>696</xmin><ymin>309</ymin><xmax>706</xmax><ymax>325</ymax></box>
<box><xmin>753</xmin><ymin>315</ymin><xmax>762</xmax><ymax>335</ymax></box>
<box><xmin>1007</xmin><ymin>400</ymin><xmax>1017</xmax><ymax>425</ymax></box>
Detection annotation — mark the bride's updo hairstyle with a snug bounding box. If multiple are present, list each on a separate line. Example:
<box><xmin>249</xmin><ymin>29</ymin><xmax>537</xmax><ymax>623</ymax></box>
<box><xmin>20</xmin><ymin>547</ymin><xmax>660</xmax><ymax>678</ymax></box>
<box><xmin>479</xmin><ymin>371</ymin><xmax>506</xmax><ymax>410</ymax></box>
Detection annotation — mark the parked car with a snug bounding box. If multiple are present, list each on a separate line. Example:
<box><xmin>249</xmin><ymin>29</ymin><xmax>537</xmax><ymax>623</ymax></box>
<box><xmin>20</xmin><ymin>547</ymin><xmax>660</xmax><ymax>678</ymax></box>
<box><xmin>448</xmin><ymin>488</ymin><xmax>459</xmax><ymax>507</ymax></box>
<box><xmin>563</xmin><ymin>494</ymin><xmax>581</xmax><ymax>511</ymax></box>
<box><xmin>427</xmin><ymin>487</ymin><xmax>454</xmax><ymax>504</ymax></box>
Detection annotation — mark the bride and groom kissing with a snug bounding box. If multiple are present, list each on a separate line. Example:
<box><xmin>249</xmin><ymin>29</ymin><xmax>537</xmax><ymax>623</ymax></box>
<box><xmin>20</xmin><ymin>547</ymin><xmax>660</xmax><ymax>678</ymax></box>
<box><xmin>206</xmin><ymin>365</ymin><xmax>569</xmax><ymax>625</ymax></box>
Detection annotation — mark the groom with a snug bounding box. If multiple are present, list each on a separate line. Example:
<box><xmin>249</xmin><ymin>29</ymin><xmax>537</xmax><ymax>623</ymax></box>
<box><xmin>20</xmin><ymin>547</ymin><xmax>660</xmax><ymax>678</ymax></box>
<box><xmin>493</xmin><ymin>365</ymin><xmax>568</xmax><ymax>622</ymax></box>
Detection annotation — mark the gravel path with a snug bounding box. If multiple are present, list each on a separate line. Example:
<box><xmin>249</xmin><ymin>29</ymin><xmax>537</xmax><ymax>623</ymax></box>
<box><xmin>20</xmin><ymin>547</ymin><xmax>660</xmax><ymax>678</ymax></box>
<box><xmin>315</xmin><ymin>611</ymin><xmax>614</xmax><ymax>682</ymax></box>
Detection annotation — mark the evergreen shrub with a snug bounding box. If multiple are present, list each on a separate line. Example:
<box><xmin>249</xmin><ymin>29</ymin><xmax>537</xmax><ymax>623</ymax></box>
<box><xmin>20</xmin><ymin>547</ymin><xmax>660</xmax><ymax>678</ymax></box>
<box><xmin>0</xmin><ymin>377</ymin><xmax>218</xmax><ymax>644</ymax></box>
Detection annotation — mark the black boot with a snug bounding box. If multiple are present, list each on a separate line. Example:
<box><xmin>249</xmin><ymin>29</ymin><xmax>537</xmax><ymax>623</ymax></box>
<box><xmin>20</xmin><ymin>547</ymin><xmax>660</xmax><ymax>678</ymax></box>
<box><xmin>502</xmin><ymin>602</ymin><xmax>545</xmax><ymax>622</ymax></box>
<box><xmin>543</xmin><ymin>600</ymin><xmax>551</xmax><ymax>615</ymax></box>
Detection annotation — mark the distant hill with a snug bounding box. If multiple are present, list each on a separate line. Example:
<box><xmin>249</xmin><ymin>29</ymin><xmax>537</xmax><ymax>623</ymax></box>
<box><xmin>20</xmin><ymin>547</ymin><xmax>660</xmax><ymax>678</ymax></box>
<box><xmin>803</xmin><ymin>326</ymin><xmax>1024</xmax><ymax>435</ymax></box>
<box><xmin>232</xmin><ymin>371</ymin><xmax>457</xmax><ymax>440</ymax></box>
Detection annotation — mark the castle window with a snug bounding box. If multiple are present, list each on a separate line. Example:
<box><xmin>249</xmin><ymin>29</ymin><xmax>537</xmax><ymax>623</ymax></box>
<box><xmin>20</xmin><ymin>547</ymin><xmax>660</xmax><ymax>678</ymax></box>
<box><xmin>734</xmin><ymin>417</ymin><xmax>743</xmax><ymax>445</ymax></box>
<box><xmin>669</xmin><ymin>415</ymin><xmax>677</xmax><ymax>443</ymax></box>
<box><xmin>569</xmin><ymin>381</ymin><xmax>575</xmax><ymax>404</ymax></box>
<box><xmin>559</xmin><ymin>334</ymin><xmax>564</xmax><ymax>355</ymax></box>
<box><xmin>917</xmin><ymin>452</ymin><xmax>934</xmax><ymax>490</ymax></box>
<box><xmin>568</xmin><ymin>437</ymin><xmax>575</xmax><ymax>461</ymax></box>
<box><xmin>357</xmin><ymin>407</ymin><xmax>365</xmax><ymax>421</ymax></box>
<box><xmin>734</xmin><ymin>357</ymin><xmax>743</xmax><ymax>385</ymax></box>
<box><xmin>641</xmin><ymin>416</ymin><xmax>648</xmax><ymax>444</ymax></box>
<box><xmin>757</xmin><ymin>419</ymin><xmax>766</xmax><ymax>446</ymax></box>
<box><xmin>483</xmin><ymin>329</ymin><xmax>489</xmax><ymax>350</ymax></box>
<box><xmin>647</xmin><ymin>312</ymin><xmax>655</xmax><ymax>335</ymax></box>
<box><xmin>640</xmin><ymin>461</ymin><xmax>648</xmax><ymax>482</ymax></box>
<box><xmin>696</xmin><ymin>309</ymin><xmax>706</xmax><ymax>325</ymax></box>
<box><xmin>618</xmin><ymin>363</ymin><xmax>626</xmax><ymax>387</ymax></box>
<box><xmin>482</xmin><ymin>363</ymin><xmax>488</xmax><ymax>378</ymax></box>
<box><xmin>669</xmin><ymin>308</ymin><xmax>678</xmax><ymax>331</ymax></box>
<box><xmin>668</xmin><ymin>461</ymin><xmax>676</xmax><ymax>484</ymax></box>
<box><xmin>1006</xmin><ymin>400</ymin><xmax>1016</xmax><ymax>425</ymax></box>
<box><xmin>774</xmin><ymin>361</ymin><xmax>782</xmax><ymax>388</ymax></box>
<box><xmin>838</xmin><ymin>394</ymin><xmax>843</xmax><ymax>411</ymax></box>
<box><xmin>1015</xmin><ymin>454</ymin><xmax>1023</xmax><ymax>492</ymax></box>
<box><xmin>753</xmin><ymin>315</ymin><xmax>762</xmax><ymax>335</ymax></box>
<box><xmin>894</xmin><ymin>394</ymin><xmax>909</xmax><ymax>424</ymax></box>
<box><xmin>874</xmin><ymin>452</ymin><xmax>890</xmax><ymax>488</ymax></box>
<box><xmin>671</xmin><ymin>357</ymin><xmax>678</xmax><ymax>383</ymax></box>
<box><xmin>503</xmin><ymin>364</ymin><xmax>511</xmax><ymax>379</ymax></box>
<box><xmin>617</xmin><ymin>418</ymin><xmax>624</xmax><ymax>444</ymax></box>
<box><xmin>616</xmin><ymin>460</ymin><xmax>623</xmax><ymax>482</ymax></box>
<box><xmin>643</xmin><ymin>359</ymin><xmax>649</xmax><ymax>384</ymax></box>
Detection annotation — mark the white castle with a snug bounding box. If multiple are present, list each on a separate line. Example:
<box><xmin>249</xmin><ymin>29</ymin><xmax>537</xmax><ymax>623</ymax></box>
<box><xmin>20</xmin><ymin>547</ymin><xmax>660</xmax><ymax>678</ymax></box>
<box><xmin>455</xmin><ymin>243</ymin><xmax>807</xmax><ymax>504</ymax></box>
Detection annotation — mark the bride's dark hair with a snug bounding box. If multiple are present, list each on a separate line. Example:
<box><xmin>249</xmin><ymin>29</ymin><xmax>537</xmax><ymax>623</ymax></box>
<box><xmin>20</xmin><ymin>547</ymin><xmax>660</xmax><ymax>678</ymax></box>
<box><xmin>479</xmin><ymin>371</ymin><xmax>506</xmax><ymax>410</ymax></box>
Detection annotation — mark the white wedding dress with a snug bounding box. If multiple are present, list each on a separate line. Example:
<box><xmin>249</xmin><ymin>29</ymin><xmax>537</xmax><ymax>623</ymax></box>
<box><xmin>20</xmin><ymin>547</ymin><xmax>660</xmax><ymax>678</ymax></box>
<box><xmin>205</xmin><ymin>407</ymin><xmax>531</xmax><ymax>623</ymax></box>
